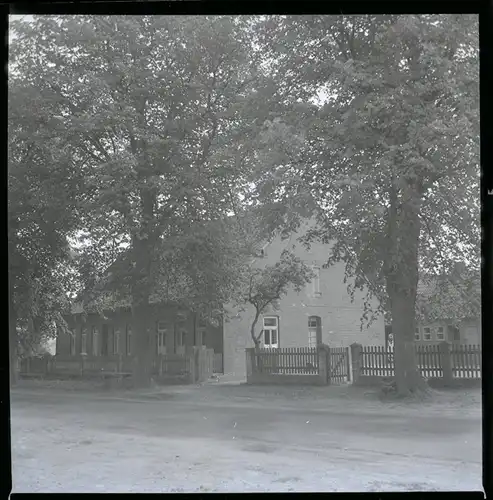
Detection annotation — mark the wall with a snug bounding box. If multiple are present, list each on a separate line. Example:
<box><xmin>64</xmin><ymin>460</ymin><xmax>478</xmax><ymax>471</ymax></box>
<box><xmin>223</xmin><ymin>220</ymin><xmax>385</xmax><ymax>379</ymax></box>
<box><xmin>59</xmin><ymin>304</ymin><xmax>224</xmax><ymax>358</ymax></box>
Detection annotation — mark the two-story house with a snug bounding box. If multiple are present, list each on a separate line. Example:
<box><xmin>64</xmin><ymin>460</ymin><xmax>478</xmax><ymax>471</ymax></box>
<box><xmin>222</xmin><ymin>219</ymin><xmax>386</xmax><ymax>379</ymax></box>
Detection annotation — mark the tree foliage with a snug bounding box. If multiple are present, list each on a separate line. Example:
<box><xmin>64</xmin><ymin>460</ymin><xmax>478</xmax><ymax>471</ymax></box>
<box><xmin>233</xmin><ymin>249</ymin><xmax>315</xmax><ymax>347</ymax></box>
<box><xmin>9</xmin><ymin>15</ymin><xmax>266</xmax><ymax>386</ymax></box>
<box><xmin>8</xmin><ymin>60</ymin><xmax>84</xmax><ymax>383</ymax></box>
<box><xmin>251</xmin><ymin>14</ymin><xmax>479</xmax><ymax>394</ymax></box>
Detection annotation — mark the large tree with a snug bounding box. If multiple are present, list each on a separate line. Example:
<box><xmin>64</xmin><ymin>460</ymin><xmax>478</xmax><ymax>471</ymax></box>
<box><xmin>9</xmin><ymin>15</ymin><xmax>266</xmax><ymax>387</ymax></box>
<box><xmin>8</xmin><ymin>70</ymin><xmax>84</xmax><ymax>385</ymax></box>
<box><xmin>251</xmin><ymin>14</ymin><xmax>479</xmax><ymax>395</ymax></box>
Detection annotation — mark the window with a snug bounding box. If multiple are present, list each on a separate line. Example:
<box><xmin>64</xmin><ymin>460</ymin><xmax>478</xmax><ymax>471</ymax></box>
<box><xmin>308</xmin><ymin>316</ymin><xmax>322</xmax><ymax>348</ymax></box>
<box><xmin>436</xmin><ymin>326</ymin><xmax>445</xmax><ymax>341</ymax></box>
<box><xmin>157</xmin><ymin>321</ymin><xmax>167</xmax><ymax>355</ymax></box>
<box><xmin>423</xmin><ymin>327</ymin><xmax>432</xmax><ymax>341</ymax></box>
<box><xmin>92</xmin><ymin>326</ymin><xmax>99</xmax><ymax>356</ymax></box>
<box><xmin>312</xmin><ymin>266</ymin><xmax>321</xmax><ymax>296</ymax></box>
<box><xmin>126</xmin><ymin>324</ymin><xmax>132</xmax><ymax>356</ymax></box>
<box><xmin>262</xmin><ymin>316</ymin><xmax>279</xmax><ymax>348</ymax></box>
<box><xmin>81</xmin><ymin>327</ymin><xmax>87</xmax><ymax>355</ymax></box>
<box><xmin>414</xmin><ymin>327</ymin><xmax>421</xmax><ymax>341</ymax></box>
<box><xmin>175</xmin><ymin>327</ymin><xmax>186</xmax><ymax>355</ymax></box>
<box><xmin>114</xmin><ymin>327</ymin><xmax>120</xmax><ymax>355</ymax></box>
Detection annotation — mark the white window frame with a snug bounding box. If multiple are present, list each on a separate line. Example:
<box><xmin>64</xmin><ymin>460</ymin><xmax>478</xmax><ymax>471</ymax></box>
<box><xmin>92</xmin><ymin>326</ymin><xmax>99</xmax><ymax>356</ymax></box>
<box><xmin>175</xmin><ymin>327</ymin><xmax>187</xmax><ymax>355</ymax></box>
<box><xmin>414</xmin><ymin>327</ymin><xmax>421</xmax><ymax>341</ymax></box>
<box><xmin>312</xmin><ymin>266</ymin><xmax>321</xmax><ymax>297</ymax></box>
<box><xmin>423</xmin><ymin>327</ymin><xmax>432</xmax><ymax>341</ymax></box>
<box><xmin>126</xmin><ymin>324</ymin><xmax>132</xmax><ymax>356</ymax></box>
<box><xmin>114</xmin><ymin>327</ymin><xmax>120</xmax><ymax>355</ymax></box>
<box><xmin>308</xmin><ymin>316</ymin><xmax>321</xmax><ymax>348</ymax></box>
<box><xmin>81</xmin><ymin>327</ymin><xmax>87</xmax><ymax>355</ymax></box>
<box><xmin>262</xmin><ymin>316</ymin><xmax>279</xmax><ymax>348</ymax></box>
<box><xmin>157</xmin><ymin>321</ymin><xmax>167</xmax><ymax>355</ymax></box>
<box><xmin>436</xmin><ymin>326</ymin><xmax>445</xmax><ymax>341</ymax></box>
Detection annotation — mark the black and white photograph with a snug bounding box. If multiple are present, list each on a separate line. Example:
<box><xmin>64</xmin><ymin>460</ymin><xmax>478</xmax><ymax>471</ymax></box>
<box><xmin>8</xmin><ymin>10</ymin><xmax>481</xmax><ymax>493</ymax></box>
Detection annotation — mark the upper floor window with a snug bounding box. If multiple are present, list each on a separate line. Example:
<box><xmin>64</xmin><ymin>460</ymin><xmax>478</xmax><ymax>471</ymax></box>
<box><xmin>414</xmin><ymin>327</ymin><xmax>421</xmax><ymax>341</ymax></box>
<box><xmin>312</xmin><ymin>266</ymin><xmax>321</xmax><ymax>296</ymax></box>
<box><xmin>262</xmin><ymin>316</ymin><xmax>279</xmax><ymax>348</ymax></box>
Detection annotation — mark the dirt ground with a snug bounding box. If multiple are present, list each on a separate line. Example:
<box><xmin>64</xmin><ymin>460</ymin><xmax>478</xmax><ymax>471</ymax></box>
<box><xmin>10</xmin><ymin>383</ymin><xmax>483</xmax><ymax>493</ymax></box>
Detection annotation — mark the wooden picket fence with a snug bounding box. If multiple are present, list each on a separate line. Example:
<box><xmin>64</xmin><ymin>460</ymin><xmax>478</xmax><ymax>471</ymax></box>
<box><xmin>256</xmin><ymin>347</ymin><xmax>319</xmax><ymax>375</ymax></box>
<box><xmin>451</xmin><ymin>344</ymin><xmax>481</xmax><ymax>379</ymax></box>
<box><xmin>416</xmin><ymin>345</ymin><xmax>443</xmax><ymax>378</ymax></box>
<box><xmin>360</xmin><ymin>346</ymin><xmax>394</xmax><ymax>377</ymax></box>
<box><xmin>357</xmin><ymin>343</ymin><xmax>481</xmax><ymax>381</ymax></box>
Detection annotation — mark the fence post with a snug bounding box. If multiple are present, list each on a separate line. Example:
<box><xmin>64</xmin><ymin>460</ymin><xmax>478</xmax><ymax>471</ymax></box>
<box><xmin>439</xmin><ymin>341</ymin><xmax>453</xmax><ymax>386</ymax></box>
<box><xmin>350</xmin><ymin>343</ymin><xmax>362</xmax><ymax>385</ymax></box>
<box><xmin>317</xmin><ymin>344</ymin><xmax>329</xmax><ymax>385</ymax></box>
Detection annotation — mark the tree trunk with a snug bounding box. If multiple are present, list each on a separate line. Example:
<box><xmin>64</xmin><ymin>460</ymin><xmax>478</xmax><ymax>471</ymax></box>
<box><xmin>386</xmin><ymin>181</ymin><xmax>426</xmax><ymax>396</ymax></box>
<box><xmin>9</xmin><ymin>305</ymin><xmax>18</xmax><ymax>388</ymax></box>
<box><xmin>9</xmin><ymin>281</ymin><xmax>18</xmax><ymax>387</ymax></box>
<box><xmin>132</xmin><ymin>302</ymin><xmax>153</xmax><ymax>388</ymax></box>
<box><xmin>390</xmin><ymin>289</ymin><xmax>425</xmax><ymax>395</ymax></box>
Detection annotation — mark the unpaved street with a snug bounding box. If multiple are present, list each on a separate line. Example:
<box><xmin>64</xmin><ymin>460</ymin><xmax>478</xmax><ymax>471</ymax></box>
<box><xmin>10</xmin><ymin>387</ymin><xmax>482</xmax><ymax>492</ymax></box>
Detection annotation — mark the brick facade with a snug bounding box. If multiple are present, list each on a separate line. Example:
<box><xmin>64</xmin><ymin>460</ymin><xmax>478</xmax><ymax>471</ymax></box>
<box><xmin>223</xmin><ymin>222</ymin><xmax>385</xmax><ymax>379</ymax></box>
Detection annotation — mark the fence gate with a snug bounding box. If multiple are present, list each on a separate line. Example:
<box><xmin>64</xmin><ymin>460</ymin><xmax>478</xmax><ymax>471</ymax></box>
<box><xmin>327</xmin><ymin>347</ymin><xmax>350</xmax><ymax>384</ymax></box>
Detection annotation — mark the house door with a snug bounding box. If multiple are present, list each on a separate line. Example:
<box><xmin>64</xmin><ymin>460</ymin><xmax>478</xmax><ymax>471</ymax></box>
<box><xmin>101</xmin><ymin>324</ymin><xmax>109</xmax><ymax>356</ymax></box>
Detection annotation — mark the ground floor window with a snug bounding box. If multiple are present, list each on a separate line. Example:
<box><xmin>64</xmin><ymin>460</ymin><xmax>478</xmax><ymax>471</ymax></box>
<box><xmin>126</xmin><ymin>324</ymin><xmax>132</xmax><ymax>356</ymax></box>
<box><xmin>308</xmin><ymin>316</ymin><xmax>322</xmax><ymax>348</ymax></box>
<box><xmin>157</xmin><ymin>321</ymin><xmax>167</xmax><ymax>355</ymax></box>
<box><xmin>114</xmin><ymin>327</ymin><xmax>121</xmax><ymax>355</ymax></box>
<box><xmin>436</xmin><ymin>326</ymin><xmax>445</xmax><ymax>341</ymax></box>
<box><xmin>92</xmin><ymin>326</ymin><xmax>98</xmax><ymax>356</ymax></box>
<box><xmin>175</xmin><ymin>327</ymin><xmax>187</xmax><ymax>355</ymax></box>
<box><xmin>262</xmin><ymin>316</ymin><xmax>279</xmax><ymax>348</ymax></box>
<box><xmin>81</xmin><ymin>327</ymin><xmax>87</xmax><ymax>355</ymax></box>
<box><xmin>423</xmin><ymin>327</ymin><xmax>432</xmax><ymax>341</ymax></box>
